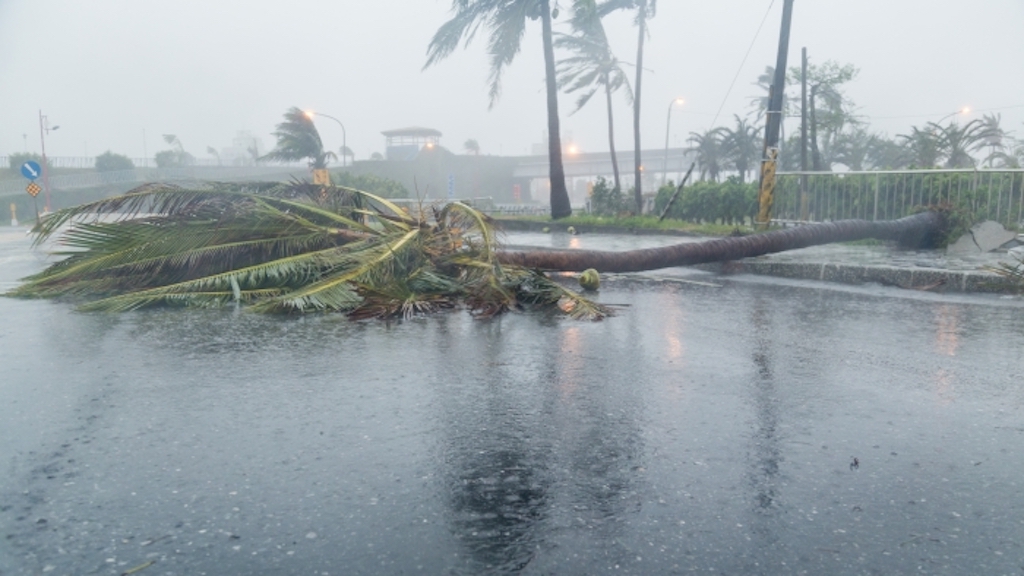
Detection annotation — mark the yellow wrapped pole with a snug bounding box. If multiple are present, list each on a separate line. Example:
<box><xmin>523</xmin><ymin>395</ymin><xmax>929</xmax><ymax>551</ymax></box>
<box><xmin>756</xmin><ymin>148</ymin><xmax>778</xmax><ymax>229</ymax></box>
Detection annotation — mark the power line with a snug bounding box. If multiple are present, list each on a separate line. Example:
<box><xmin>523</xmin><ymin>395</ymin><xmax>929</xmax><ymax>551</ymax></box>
<box><xmin>867</xmin><ymin>104</ymin><xmax>1024</xmax><ymax>121</ymax></box>
<box><xmin>707</xmin><ymin>0</ymin><xmax>777</xmax><ymax>131</ymax></box>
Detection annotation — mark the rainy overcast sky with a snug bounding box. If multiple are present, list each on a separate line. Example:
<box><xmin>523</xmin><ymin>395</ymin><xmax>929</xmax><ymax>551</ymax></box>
<box><xmin>1</xmin><ymin>0</ymin><xmax>1022</xmax><ymax>161</ymax></box>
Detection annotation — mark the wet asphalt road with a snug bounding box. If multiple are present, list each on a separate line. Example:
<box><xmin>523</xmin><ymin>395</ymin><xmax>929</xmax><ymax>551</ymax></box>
<box><xmin>2</xmin><ymin>227</ymin><xmax>1024</xmax><ymax>575</ymax></box>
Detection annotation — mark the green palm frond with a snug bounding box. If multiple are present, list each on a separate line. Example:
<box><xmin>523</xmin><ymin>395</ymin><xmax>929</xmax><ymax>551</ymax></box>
<box><xmin>8</xmin><ymin>181</ymin><xmax>609</xmax><ymax>320</ymax></box>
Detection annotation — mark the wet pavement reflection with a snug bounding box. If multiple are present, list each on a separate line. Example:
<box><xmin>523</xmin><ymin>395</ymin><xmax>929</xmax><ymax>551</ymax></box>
<box><xmin>2</xmin><ymin>229</ymin><xmax>1024</xmax><ymax>575</ymax></box>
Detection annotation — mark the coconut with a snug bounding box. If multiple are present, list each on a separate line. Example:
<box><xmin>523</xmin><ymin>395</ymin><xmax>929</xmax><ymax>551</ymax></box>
<box><xmin>578</xmin><ymin>268</ymin><xmax>600</xmax><ymax>291</ymax></box>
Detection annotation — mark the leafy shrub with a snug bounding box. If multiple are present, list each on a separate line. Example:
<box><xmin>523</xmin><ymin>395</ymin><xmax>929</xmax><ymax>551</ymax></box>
<box><xmin>331</xmin><ymin>171</ymin><xmax>408</xmax><ymax>198</ymax></box>
<box><xmin>95</xmin><ymin>151</ymin><xmax>135</xmax><ymax>172</ymax></box>
<box><xmin>7</xmin><ymin>152</ymin><xmax>47</xmax><ymax>173</ymax></box>
<box><xmin>589</xmin><ymin>177</ymin><xmax>627</xmax><ymax>216</ymax></box>
<box><xmin>655</xmin><ymin>176</ymin><xmax>758</xmax><ymax>224</ymax></box>
<box><xmin>154</xmin><ymin>150</ymin><xmax>194</xmax><ymax>168</ymax></box>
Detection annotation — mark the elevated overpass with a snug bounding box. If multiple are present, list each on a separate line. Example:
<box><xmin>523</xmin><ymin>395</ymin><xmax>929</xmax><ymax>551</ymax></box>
<box><xmin>512</xmin><ymin>148</ymin><xmax>696</xmax><ymax>181</ymax></box>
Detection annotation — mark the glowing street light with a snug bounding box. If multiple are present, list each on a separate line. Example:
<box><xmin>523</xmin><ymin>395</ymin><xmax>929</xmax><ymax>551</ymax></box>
<box><xmin>663</xmin><ymin>98</ymin><xmax>685</xmax><ymax>186</ymax></box>
<box><xmin>304</xmin><ymin>110</ymin><xmax>348</xmax><ymax>167</ymax></box>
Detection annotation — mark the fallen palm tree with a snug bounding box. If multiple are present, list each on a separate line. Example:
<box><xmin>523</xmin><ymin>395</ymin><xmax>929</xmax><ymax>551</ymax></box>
<box><xmin>8</xmin><ymin>182</ymin><xmax>948</xmax><ymax>320</ymax></box>
<box><xmin>498</xmin><ymin>211</ymin><xmax>946</xmax><ymax>272</ymax></box>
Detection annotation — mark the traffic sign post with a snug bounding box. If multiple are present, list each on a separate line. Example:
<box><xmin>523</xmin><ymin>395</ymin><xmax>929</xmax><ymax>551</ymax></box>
<box><xmin>20</xmin><ymin>161</ymin><xmax>42</xmax><ymax>180</ymax></box>
<box><xmin>26</xmin><ymin>182</ymin><xmax>42</xmax><ymax>222</ymax></box>
<box><xmin>22</xmin><ymin>161</ymin><xmax>44</xmax><ymax>223</ymax></box>
<box><xmin>447</xmin><ymin>174</ymin><xmax>455</xmax><ymax>200</ymax></box>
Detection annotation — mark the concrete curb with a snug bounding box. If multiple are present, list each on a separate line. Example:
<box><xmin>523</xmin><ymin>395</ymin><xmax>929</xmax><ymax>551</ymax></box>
<box><xmin>697</xmin><ymin>260</ymin><xmax>1016</xmax><ymax>294</ymax></box>
<box><xmin>494</xmin><ymin>218</ymin><xmax>708</xmax><ymax>237</ymax></box>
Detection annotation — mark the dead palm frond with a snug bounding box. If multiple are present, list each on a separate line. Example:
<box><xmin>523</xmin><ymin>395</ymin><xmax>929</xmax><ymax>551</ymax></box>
<box><xmin>8</xmin><ymin>181</ymin><xmax>609</xmax><ymax>320</ymax></box>
<box><xmin>985</xmin><ymin>254</ymin><xmax>1024</xmax><ymax>293</ymax></box>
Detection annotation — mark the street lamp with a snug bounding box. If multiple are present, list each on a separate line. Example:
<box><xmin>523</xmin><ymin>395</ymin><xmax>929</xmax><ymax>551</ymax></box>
<box><xmin>304</xmin><ymin>110</ymin><xmax>348</xmax><ymax>167</ymax></box>
<box><xmin>38</xmin><ymin>110</ymin><xmax>60</xmax><ymax>212</ymax></box>
<box><xmin>662</xmin><ymin>98</ymin><xmax>685</xmax><ymax>186</ymax></box>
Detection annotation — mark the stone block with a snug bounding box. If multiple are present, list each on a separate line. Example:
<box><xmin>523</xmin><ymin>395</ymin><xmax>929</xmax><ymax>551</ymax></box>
<box><xmin>947</xmin><ymin>220</ymin><xmax>1017</xmax><ymax>255</ymax></box>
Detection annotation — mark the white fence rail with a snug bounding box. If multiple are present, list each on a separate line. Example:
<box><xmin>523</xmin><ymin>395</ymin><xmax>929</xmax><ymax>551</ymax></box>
<box><xmin>774</xmin><ymin>169</ymin><xmax>1024</xmax><ymax>228</ymax></box>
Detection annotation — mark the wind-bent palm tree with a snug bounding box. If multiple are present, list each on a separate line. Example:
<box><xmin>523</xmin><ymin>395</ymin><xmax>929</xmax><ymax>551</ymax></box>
<box><xmin>598</xmin><ymin>0</ymin><xmax>656</xmax><ymax>214</ymax></box>
<box><xmin>463</xmin><ymin>139</ymin><xmax>481</xmax><ymax>155</ymax></box>
<box><xmin>206</xmin><ymin>146</ymin><xmax>222</xmax><ymax>166</ymax></box>
<box><xmin>927</xmin><ymin>118</ymin><xmax>1000</xmax><ymax>169</ymax></box>
<box><xmin>719</xmin><ymin>115</ymin><xmax>761</xmax><ymax>182</ymax></box>
<box><xmin>898</xmin><ymin>126</ymin><xmax>943</xmax><ymax>169</ymax></box>
<box><xmin>687</xmin><ymin>128</ymin><xmax>727</xmax><ymax>182</ymax></box>
<box><xmin>866</xmin><ymin>135</ymin><xmax>910</xmax><ymax>170</ymax></box>
<box><xmin>980</xmin><ymin>113</ymin><xmax>1007</xmax><ymax>167</ymax></box>
<box><xmin>832</xmin><ymin>128</ymin><xmax>874</xmax><ymax>171</ymax></box>
<box><xmin>425</xmin><ymin>0</ymin><xmax>572</xmax><ymax>219</ymax></box>
<box><xmin>261</xmin><ymin>107</ymin><xmax>336</xmax><ymax>169</ymax></box>
<box><xmin>750</xmin><ymin>66</ymin><xmax>790</xmax><ymax>123</ymax></box>
<box><xmin>339</xmin><ymin>146</ymin><xmax>355</xmax><ymax>165</ymax></box>
<box><xmin>555</xmin><ymin>0</ymin><xmax>633</xmax><ymax>191</ymax></box>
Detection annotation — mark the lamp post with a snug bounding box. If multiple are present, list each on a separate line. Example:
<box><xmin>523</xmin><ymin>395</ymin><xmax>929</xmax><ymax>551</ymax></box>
<box><xmin>662</xmin><ymin>98</ymin><xmax>684</xmax><ymax>186</ymax></box>
<box><xmin>38</xmin><ymin>110</ymin><xmax>60</xmax><ymax>212</ymax></box>
<box><xmin>305</xmin><ymin>110</ymin><xmax>347</xmax><ymax>167</ymax></box>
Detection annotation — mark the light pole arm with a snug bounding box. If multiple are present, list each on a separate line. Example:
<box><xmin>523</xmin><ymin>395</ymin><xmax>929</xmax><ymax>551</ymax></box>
<box><xmin>315</xmin><ymin>112</ymin><xmax>348</xmax><ymax>167</ymax></box>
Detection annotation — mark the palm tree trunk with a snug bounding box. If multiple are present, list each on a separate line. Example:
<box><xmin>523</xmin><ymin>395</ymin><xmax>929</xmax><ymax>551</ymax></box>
<box><xmin>632</xmin><ymin>5</ymin><xmax>647</xmax><ymax>214</ymax></box>
<box><xmin>540</xmin><ymin>0</ymin><xmax>572</xmax><ymax>220</ymax></box>
<box><xmin>497</xmin><ymin>210</ymin><xmax>944</xmax><ymax>272</ymax></box>
<box><xmin>605</xmin><ymin>82</ymin><xmax>622</xmax><ymax>192</ymax></box>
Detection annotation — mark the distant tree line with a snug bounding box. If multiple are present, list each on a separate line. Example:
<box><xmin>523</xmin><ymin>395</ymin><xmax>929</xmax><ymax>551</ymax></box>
<box><xmin>687</xmin><ymin>60</ymin><xmax>1024</xmax><ymax>181</ymax></box>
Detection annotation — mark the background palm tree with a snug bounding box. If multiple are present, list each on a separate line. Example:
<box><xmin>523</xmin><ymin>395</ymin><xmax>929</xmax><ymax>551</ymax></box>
<box><xmin>598</xmin><ymin>0</ymin><xmax>656</xmax><ymax>213</ymax></box>
<box><xmin>865</xmin><ymin>135</ymin><xmax>910</xmax><ymax>170</ymax></box>
<box><xmin>750</xmin><ymin>65</ymin><xmax>790</xmax><ymax>123</ymax></box>
<box><xmin>831</xmin><ymin>127</ymin><xmax>874</xmax><ymax>171</ymax></box>
<box><xmin>687</xmin><ymin>128</ymin><xmax>727</xmax><ymax>182</ymax></box>
<box><xmin>206</xmin><ymin>146</ymin><xmax>222</xmax><ymax>166</ymax></box>
<box><xmin>980</xmin><ymin>113</ymin><xmax>1007</xmax><ymax>167</ymax></box>
<box><xmin>555</xmin><ymin>0</ymin><xmax>633</xmax><ymax>192</ymax></box>
<box><xmin>425</xmin><ymin>0</ymin><xmax>572</xmax><ymax>219</ymax></box>
<box><xmin>463</xmin><ymin>139</ymin><xmax>481</xmax><ymax>155</ymax></box>
<box><xmin>897</xmin><ymin>126</ymin><xmax>943</xmax><ymax>168</ymax></box>
<box><xmin>154</xmin><ymin>134</ymin><xmax>195</xmax><ymax>168</ymax></box>
<box><xmin>719</xmin><ymin>115</ymin><xmax>761</xmax><ymax>182</ymax></box>
<box><xmin>927</xmin><ymin>118</ymin><xmax>1001</xmax><ymax>169</ymax></box>
<box><xmin>261</xmin><ymin>107</ymin><xmax>336</xmax><ymax>169</ymax></box>
<box><xmin>339</xmin><ymin>145</ymin><xmax>355</xmax><ymax>165</ymax></box>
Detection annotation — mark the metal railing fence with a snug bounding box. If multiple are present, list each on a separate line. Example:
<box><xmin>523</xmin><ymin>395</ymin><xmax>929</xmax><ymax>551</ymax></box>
<box><xmin>0</xmin><ymin>166</ymin><xmax>312</xmax><ymax>197</ymax></box>
<box><xmin>774</xmin><ymin>169</ymin><xmax>1024</xmax><ymax>228</ymax></box>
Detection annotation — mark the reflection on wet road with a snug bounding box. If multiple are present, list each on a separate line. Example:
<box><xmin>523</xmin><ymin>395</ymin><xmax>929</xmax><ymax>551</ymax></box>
<box><xmin>1</xmin><ymin>230</ymin><xmax>1024</xmax><ymax>575</ymax></box>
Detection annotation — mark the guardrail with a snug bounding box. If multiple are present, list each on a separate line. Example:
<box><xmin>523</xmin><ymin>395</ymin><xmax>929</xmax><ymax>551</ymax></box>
<box><xmin>0</xmin><ymin>166</ymin><xmax>313</xmax><ymax>197</ymax></box>
<box><xmin>774</xmin><ymin>169</ymin><xmax>1024</xmax><ymax>228</ymax></box>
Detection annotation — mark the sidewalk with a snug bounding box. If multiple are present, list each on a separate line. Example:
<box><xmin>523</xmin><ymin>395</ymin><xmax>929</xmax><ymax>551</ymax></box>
<box><xmin>503</xmin><ymin>228</ymin><xmax>1020</xmax><ymax>294</ymax></box>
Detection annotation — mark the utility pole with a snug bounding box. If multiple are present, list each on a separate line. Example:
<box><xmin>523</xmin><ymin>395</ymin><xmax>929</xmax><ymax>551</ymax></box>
<box><xmin>756</xmin><ymin>0</ymin><xmax>795</xmax><ymax>228</ymax></box>
<box><xmin>800</xmin><ymin>47</ymin><xmax>809</xmax><ymax>220</ymax></box>
<box><xmin>38</xmin><ymin>110</ymin><xmax>59</xmax><ymax>213</ymax></box>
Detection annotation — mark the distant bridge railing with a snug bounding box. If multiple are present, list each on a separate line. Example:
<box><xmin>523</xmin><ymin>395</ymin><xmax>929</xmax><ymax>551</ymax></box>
<box><xmin>0</xmin><ymin>166</ymin><xmax>313</xmax><ymax>198</ymax></box>
<box><xmin>774</xmin><ymin>169</ymin><xmax>1024</xmax><ymax>228</ymax></box>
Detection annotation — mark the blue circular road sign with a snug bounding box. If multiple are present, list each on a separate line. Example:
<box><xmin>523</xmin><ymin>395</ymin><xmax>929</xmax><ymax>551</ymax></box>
<box><xmin>20</xmin><ymin>161</ymin><xmax>42</xmax><ymax>181</ymax></box>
